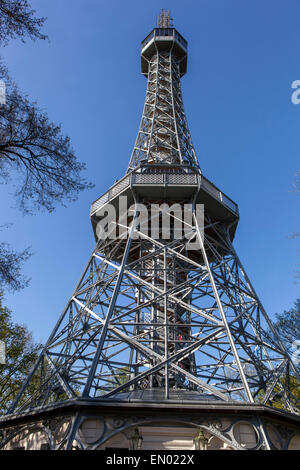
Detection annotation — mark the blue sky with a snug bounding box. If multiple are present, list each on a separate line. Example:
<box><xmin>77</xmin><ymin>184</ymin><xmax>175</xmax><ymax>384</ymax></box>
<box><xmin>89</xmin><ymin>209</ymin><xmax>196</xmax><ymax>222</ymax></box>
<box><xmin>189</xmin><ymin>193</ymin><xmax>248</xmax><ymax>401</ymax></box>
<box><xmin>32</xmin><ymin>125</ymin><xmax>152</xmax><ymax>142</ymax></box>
<box><xmin>0</xmin><ymin>0</ymin><xmax>300</xmax><ymax>343</ymax></box>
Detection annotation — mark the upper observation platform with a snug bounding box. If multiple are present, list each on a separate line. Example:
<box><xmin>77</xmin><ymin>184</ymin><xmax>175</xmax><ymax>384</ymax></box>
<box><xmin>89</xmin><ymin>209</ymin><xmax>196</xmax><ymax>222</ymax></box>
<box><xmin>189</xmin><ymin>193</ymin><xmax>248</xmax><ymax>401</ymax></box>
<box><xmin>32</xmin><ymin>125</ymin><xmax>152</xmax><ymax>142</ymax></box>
<box><xmin>141</xmin><ymin>27</ymin><xmax>188</xmax><ymax>77</ymax></box>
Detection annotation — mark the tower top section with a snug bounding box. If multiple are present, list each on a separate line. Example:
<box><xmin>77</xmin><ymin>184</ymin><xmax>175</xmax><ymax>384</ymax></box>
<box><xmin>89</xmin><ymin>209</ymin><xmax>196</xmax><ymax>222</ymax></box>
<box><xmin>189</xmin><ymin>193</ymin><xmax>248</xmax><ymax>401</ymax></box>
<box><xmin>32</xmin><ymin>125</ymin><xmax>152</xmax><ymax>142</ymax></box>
<box><xmin>141</xmin><ymin>11</ymin><xmax>187</xmax><ymax>77</ymax></box>
<box><xmin>127</xmin><ymin>11</ymin><xmax>198</xmax><ymax>171</ymax></box>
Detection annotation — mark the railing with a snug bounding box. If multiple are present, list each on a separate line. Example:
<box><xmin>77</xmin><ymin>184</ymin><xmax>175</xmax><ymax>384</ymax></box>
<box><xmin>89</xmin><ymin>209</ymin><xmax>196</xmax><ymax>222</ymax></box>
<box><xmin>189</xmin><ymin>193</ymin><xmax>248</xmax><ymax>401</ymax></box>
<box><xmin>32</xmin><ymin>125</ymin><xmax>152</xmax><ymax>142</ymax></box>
<box><xmin>201</xmin><ymin>176</ymin><xmax>239</xmax><ymax>216</ymax></box>
<box><xmin>141</xmin><ymin>28</ymin><xmax>188</xmax><ymax>51</ymax></box>
<box><xmin>90</xmin><ymin>169</ymin><xmax>238</xmax><ymax>217</ymax></box>
<box><xmin>141</xmin><ymin>31</ymin><xmax>155</xmax><ymax>49</ymax></box>
<box><xmin>90</xmin><ymin>174</ymin><xmax>130</xmax><ymax>215</ymax></box>
<box><xmin>133</xmin><ymin>171</ymin><xmax>198</xmax><ymax>185</ymax></box>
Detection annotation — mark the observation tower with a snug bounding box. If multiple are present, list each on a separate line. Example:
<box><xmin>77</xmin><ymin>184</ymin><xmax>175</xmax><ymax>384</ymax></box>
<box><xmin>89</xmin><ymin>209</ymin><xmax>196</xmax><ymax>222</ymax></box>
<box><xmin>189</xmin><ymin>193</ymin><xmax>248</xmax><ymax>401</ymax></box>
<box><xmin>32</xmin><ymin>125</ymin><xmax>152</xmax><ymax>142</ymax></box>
<box><xmin>1</xmin><ymin>11</ymin><xmax>299</xmax><ymax>451</ymax></box>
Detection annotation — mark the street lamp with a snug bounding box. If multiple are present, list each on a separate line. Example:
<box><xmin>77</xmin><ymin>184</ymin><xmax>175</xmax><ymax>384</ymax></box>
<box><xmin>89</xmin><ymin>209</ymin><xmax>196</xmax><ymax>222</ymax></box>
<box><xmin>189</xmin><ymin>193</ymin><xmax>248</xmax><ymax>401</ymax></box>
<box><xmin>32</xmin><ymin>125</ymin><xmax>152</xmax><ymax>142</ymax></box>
<box><xmin>193</xmin><ymin>429</ymin><xmax>208</xmax><ymax>450</ymax></box>
<box><xmin>129</xmin><ymin>428</ymin><xmax>143</xmax><ymax>450</ymax></box>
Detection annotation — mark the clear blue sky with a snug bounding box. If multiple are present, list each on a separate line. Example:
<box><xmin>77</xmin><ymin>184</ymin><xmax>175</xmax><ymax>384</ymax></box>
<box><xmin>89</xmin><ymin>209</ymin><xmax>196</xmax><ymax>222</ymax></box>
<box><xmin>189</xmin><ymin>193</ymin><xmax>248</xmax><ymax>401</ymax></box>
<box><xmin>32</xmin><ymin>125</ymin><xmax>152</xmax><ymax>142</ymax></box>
<box><xmin>0</xmin><ymin>0</ymin><xmax>300</xmax><ymax>343</ymax></box>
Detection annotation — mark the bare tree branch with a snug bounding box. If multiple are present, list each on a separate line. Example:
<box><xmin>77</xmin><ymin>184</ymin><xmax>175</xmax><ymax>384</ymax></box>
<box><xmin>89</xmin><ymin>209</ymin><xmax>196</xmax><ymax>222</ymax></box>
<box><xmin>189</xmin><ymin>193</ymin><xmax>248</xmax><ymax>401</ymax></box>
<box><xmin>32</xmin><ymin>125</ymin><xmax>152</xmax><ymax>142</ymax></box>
<box><xmin>0</xmin><ymin>0</ymin><xmax>47</xmax><ymax>46</ymax></box>
<box><xmin>0</xmin><ymin>61</ymin><xmax>94</xmax><ymax>214</ymax></box>
<box><xmin>0</xmin><ymin>242</ymin><xmax>31</xmax><ymax>292</ymax></box>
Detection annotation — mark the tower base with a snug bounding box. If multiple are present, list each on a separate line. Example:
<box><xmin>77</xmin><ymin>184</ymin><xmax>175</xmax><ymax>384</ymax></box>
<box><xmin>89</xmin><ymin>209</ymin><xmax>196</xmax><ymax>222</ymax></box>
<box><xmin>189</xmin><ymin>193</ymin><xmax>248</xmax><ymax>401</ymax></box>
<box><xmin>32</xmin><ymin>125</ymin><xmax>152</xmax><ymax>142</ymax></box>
<box><xmin>1</xmin><ymin>392</ymin><xmax>300</xmax><ymax>450</ymax></box>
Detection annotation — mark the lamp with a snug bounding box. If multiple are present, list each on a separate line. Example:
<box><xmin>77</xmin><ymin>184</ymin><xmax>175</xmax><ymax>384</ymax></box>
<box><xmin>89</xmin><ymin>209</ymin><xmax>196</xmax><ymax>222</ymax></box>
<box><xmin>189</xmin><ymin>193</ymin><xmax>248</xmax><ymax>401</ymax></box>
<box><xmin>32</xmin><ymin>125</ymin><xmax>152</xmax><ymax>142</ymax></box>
<box><xmin>129</xmin><ymin>427</ymin><xmax>143</xmax><ymax>450</ymax></box>
<box><xmin>193</xmin><ymin>429</ymin><xmax>208</xmax><ymax>450</ymax></box>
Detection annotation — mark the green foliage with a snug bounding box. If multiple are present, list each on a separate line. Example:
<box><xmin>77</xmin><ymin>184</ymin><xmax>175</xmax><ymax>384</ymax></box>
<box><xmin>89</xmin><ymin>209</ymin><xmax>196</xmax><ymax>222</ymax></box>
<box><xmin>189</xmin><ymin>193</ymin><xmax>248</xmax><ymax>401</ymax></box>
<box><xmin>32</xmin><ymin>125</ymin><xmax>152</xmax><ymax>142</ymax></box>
<box><xmin>270</xmin><ymin>375</ymin><xmax>300</xmax><ymax>411</ymax></box>
<box><xmin>256</xmin><ymin>300</ymin><xmax>300</xmax><ymax>412</ymax></box>
<box><xmin>272</xmin><ymin>299</ymin><xmax>300</xmax><ymax>363</ymax></box>
<box><xmin>97</xmin><ymin>366</ymin><xmax>131</xmax><ymax>396</ymax></box>
<box><xmin>0</xmin><ymin>294</ymin><xmax>41</xmax><ymax>414</ymax></box>
<box><xmin>256</xmin><ymin>374</ymin><xmax>300</xmax><ymax>412</ymax></box>
<box><xmin>113</xmin><ymin>366</ymin><xmax>131</xmax><ymax>387</ymax></box>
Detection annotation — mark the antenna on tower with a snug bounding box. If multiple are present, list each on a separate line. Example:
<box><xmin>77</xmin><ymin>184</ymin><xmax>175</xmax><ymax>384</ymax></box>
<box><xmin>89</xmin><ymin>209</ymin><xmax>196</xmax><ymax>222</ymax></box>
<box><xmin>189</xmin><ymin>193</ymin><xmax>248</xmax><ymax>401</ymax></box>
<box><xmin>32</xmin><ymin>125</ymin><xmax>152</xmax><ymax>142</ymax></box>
<box><xmin>157</xmin><ymin>9</ymin><xmax>173</xmax><ymax>28</ymax></box>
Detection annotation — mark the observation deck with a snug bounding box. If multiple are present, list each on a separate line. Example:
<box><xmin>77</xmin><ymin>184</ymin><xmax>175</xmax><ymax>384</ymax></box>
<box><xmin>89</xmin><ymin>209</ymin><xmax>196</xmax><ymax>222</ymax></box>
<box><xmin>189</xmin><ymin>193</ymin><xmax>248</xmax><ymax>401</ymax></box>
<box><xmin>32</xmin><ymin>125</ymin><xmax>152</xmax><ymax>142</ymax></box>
<box><xmin>141</xmin><ymin>28</ymin><xmax>188</xmax><ymax>76</ymax></box>
<box><xmin>90</xmin><ymin>165</ymin><xmax>239</xmax><ymax>242</ymax></box>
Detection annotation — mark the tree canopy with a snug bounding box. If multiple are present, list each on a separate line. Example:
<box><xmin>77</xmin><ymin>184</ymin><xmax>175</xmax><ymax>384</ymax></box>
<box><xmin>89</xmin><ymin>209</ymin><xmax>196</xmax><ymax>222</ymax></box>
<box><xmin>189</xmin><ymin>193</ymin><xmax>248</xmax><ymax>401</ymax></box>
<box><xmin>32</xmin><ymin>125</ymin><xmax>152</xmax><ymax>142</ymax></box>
<box><xmin>272</xmin><ymin>299</ymin><xmax>300</xmax><ymax>364</ymax></box>
<box><xmin>0</xmin><ymin>294</ymin><xmax>41</xmax><ymax>414</ymax></box>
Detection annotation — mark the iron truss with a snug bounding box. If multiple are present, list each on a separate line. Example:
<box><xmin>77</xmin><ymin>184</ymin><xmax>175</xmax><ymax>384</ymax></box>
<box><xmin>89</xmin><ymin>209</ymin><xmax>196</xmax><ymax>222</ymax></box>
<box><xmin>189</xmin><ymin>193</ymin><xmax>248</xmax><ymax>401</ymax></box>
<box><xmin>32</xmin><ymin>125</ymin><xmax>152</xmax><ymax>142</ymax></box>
<box><xmin>7</xmin><ymin>205</ymin><xmax>300</xmax><ymax>415</ymax></box>
<box><xmin>4</xmin><ymin>22</ymin><xmax>299</xmax><ymax>422</ymax></box>
<box><xmin>127</xmin><ymin>51</ymin><xmax>200</xmax><ymax>172</ymax></box>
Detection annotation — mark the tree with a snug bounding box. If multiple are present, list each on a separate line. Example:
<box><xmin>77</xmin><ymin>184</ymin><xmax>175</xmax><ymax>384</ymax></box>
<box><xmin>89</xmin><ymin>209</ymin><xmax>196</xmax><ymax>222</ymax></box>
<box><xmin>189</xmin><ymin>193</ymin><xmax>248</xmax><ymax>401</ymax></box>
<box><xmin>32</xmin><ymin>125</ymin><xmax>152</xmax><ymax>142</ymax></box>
<box><xmin>0</xmin><ymin>237</ymin><xmax>31</xmax><ymax>292</ymax></box>
<box><xmin>0</xmin><ymin>60</ymin><xmax>94</xmax><ymax>292</ymax></box>
<box><xmin>0</xmin><ymin>61</ymin><xmax>94</xmax><ymax>214</ymax></box>
<box><xmin>256</xmin><ymin>300</ymin><xmax>300</xmax><ymax>412</ymax></box>
<box><xmin>0</xmin><ymin>0</ymin><xmax>47</xmax><ymax>46</ymax></box>
<box><xmin>0</xmin><ymin>293</ymin><xmax>42</xmax><ymax>414</ymax></box>
<box><xmin>97</xmin><ymin>366</ymin><xmax>131</xmax><ymax>396</ymax></box>
<box><xmin>255</xmin><ymin>374</ymin><xmax>300</xmax><ymax>413</ymax></box>
<box><xmin>0</xmin><ymin>2</ymin><xmax>94</xmax><ymax>291</ymax></box>
<box><xmin>266</xmin><ymin>375</ymin><xmax>300</xmax><ymax>412</ymax></box>
<box><xmin>272</xmin><ymin>299</ymin><xmax>300</xmax><ymax>363</ymax></box>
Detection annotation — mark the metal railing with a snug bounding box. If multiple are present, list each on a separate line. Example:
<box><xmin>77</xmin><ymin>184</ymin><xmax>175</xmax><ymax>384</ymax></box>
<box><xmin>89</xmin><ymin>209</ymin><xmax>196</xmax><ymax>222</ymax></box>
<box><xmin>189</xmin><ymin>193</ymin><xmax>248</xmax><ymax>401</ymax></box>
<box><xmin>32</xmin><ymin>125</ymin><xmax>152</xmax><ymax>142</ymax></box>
<box><xmin>90</xmin><ymin>169</ymin><xmax>238</xmax><ymax>217</ymax></box>
<box><xmin>201</xmin><ymin>176</ymin><xmax>239</xmax><ymax>215</ymax></box>
<box><xmin>90</xmin><ymin>174</ymin><xmax>131</xmax><ymax>215</ymax></box>
<box><xmin>141</xmin><ymin>28</ymin><xmax>188</xmax><ymax>50</ymax></box>
<box><xmin>133</xmin><ymin>171</ymin><xmax>198</xmax><ymax>185</ymax></box>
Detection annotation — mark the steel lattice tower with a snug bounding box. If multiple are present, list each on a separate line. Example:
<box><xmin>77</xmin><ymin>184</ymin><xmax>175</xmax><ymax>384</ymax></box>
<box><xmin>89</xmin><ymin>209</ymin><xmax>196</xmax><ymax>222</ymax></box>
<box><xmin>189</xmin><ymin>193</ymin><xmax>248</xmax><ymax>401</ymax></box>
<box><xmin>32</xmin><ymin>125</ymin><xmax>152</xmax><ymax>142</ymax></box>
<box><xmin>1</xmin><ymin>11</ymin><xmax>299</xmax><ymax>451</ymax></box>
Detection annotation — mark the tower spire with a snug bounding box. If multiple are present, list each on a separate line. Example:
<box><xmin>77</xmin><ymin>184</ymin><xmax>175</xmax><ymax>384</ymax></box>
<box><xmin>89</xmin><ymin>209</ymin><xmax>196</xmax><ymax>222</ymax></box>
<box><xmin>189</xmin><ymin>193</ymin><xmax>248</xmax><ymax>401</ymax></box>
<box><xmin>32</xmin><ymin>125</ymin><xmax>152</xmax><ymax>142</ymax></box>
<box><xmin>157</xmin><ymin>9</ymin><xmax>173</xmax><ymax>28</ymax></box>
